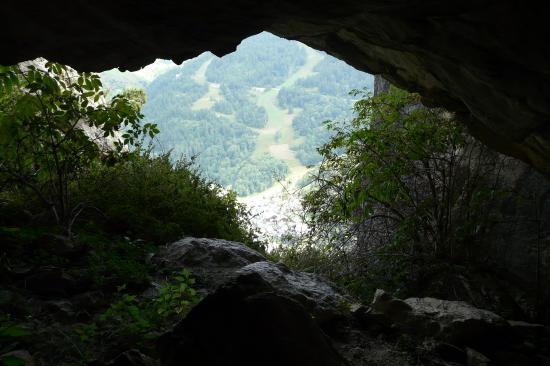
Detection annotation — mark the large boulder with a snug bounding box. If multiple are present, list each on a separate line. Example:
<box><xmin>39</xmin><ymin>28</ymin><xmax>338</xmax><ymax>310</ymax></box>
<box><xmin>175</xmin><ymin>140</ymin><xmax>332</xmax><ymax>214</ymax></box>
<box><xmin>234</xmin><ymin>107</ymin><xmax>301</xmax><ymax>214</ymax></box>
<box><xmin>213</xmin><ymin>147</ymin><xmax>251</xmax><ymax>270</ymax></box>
<box><xmin>403</xmin><ymin>296</ymin><xmax>511</xmax><ymax>348</ymax></box>
<box><xmin>155</xmin><ymin>238</ymin><xmax>350</xmax><ymax>365</ymax></box>
<box><xmin>152</xmin><ymin>238</ymin><xmax>345</xmax><ymax>323</ymax></box>
<box><xmin>152</xmin><ymin>237</ymin><xmax>266</xmax><ymax>291</ymax></box>
<box><xmin>371</xmin><ymin>289</ymin><xmax>511</xmax><ymax>348</ymax></box>
<box><xmin>236</xmin><ymin>261</ymin><xmax>345</xmax><ymax>323</ymax></box>
<box><xmin>152</xmin><ymin>240</ymin><xmax>550</xmax><ymax>365</ymax></box>
<box><xmin>158</xmin><ymin>281</ymin><xmax>347</xmax><ymax>366</ymax></box>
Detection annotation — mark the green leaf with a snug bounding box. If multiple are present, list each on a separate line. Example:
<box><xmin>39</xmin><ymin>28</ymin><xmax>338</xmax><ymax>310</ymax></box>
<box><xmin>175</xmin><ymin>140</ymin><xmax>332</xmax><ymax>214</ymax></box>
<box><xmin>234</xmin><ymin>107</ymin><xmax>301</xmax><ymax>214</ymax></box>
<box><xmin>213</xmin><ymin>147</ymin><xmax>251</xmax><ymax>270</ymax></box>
<box><xmin>1</xmin><ymin>355</ymin><xmax>26</xmax><ymax>366</ymax></box>
<box><xmin>0</xmin><ymin>325</ymin><xmax>31</xmax><ymax>339</ymax></box>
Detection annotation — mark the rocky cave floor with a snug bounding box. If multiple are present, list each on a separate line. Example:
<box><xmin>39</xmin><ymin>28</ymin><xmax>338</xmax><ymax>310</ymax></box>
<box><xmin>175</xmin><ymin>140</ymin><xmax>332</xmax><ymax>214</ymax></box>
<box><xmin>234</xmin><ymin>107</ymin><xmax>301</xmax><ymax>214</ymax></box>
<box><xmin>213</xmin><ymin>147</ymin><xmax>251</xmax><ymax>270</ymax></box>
<box><xmin>1</xmin><ymin>237</ymin><xmax>549</xmax><ymax>366</ymax></box>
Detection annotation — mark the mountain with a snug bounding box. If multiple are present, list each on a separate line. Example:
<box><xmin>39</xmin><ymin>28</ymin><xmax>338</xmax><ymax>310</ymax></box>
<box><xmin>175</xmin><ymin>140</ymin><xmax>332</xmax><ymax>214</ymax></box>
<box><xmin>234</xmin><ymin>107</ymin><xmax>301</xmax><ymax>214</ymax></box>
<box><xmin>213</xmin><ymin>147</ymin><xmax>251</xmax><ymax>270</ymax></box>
<box><xmin>100</xmin><ymin>59</ymin><xmax>178</xmax><ymax>95</ymax></box>
<box><xmin>100</xmin><ymin>32</ymin><xmax>373</xmax><ymax>196</ymax></box>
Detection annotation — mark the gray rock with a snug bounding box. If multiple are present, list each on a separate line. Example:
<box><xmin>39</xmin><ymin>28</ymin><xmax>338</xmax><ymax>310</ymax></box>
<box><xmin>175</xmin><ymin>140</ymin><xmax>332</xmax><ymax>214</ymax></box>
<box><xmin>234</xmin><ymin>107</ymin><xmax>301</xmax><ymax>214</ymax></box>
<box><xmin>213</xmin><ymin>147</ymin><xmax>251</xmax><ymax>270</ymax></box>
<box><xmin>153</xmin><ymin>238</ymin><xmax>345</xmax><ymax>323</ymax></box>
<box><xmin>155</xmin><ymin>239</ymin><xmax>349</xmax><ymax>365</ymax></box>
<box><xmin>372</xmin><ymin>289</ymin><xmax>412</xmax><ymax>323</ymax></box>
<box><xmin>350</xmin><ymin>302</ymin><xmax>395</xmax><ymax>332</ymax></box>
<box><xmin>331</xmin><ymin>327</ymin><xmax>415</xmax><ymax>366</ymax></box>
<box><xmin>403</xmin><ymin>296</ymin><xmax>510</xmax><ymax>346</ymax></box>
<box><xmin>236</xmin><ymin>261</ymin><xmax>345</xmax><ymax>323</ymax></box>
<box><xmin>508</xmin><ymin>320</ymin><xmax>545</xmax><ymax>340</ymax></box>
<box><xmin>155</xmin><ymin>238</ymin><xmax>266</xmax><ymax>269</ymax></box>
<box><xmin>152</xmin><ymin>237</ymin><xmax>266</xmax><ymax>290</ymax></box>
<box><xmin>370</xmin><ymin>290</ymin><xmax>511</xmax><ymax>348</ymax></box>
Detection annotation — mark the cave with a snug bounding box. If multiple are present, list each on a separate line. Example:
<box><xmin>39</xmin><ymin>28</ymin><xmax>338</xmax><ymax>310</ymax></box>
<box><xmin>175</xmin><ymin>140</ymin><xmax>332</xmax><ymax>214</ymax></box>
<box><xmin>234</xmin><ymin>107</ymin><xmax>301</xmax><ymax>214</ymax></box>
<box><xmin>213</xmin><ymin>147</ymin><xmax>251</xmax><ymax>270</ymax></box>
<box><xmin>3</xmin><ymin>1</ymin><xmax>550</xmax><ymax>176</ymax></box>
<box><xmin>2</xmin><ymin>2</ymin><xmax>550</xmax><ymax>365</ymax></box>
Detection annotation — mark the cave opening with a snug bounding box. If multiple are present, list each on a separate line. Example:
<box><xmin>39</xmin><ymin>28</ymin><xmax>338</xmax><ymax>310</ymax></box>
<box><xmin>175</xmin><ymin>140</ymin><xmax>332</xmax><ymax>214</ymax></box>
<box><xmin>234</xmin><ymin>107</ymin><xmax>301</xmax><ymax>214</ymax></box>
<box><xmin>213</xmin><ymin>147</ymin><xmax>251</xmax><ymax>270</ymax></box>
<box><xmin>2</xmin><ymin>3</ymin><xmax>550</xmax><ymax>365</ymax></box>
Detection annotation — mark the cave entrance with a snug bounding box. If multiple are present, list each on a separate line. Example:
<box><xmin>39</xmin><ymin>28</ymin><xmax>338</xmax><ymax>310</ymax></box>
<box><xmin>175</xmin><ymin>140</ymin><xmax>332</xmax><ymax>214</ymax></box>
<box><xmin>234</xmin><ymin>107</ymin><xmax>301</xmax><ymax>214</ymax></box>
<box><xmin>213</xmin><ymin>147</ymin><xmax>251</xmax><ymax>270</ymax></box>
<box><xmin>98</xmin><ymin>31</ymin><xmax>374</xmax><ymax>243</ymax></box>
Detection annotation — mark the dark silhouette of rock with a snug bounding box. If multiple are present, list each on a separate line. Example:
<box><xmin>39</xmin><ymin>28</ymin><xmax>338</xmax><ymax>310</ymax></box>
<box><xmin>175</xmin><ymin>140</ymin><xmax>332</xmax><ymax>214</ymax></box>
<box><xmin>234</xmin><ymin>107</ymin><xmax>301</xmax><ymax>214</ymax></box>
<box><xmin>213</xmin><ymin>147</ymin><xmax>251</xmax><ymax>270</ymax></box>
<box><xmin>158</xmin><ymin>280</ymin><xmax>347</xmax><ymax>366</ymax></box>
<box><xmin>151</xmin><ymin>240</ymin><xmax>550</xmax><ymax>364</ymax></box>
<box><xmin>23</xmin><ymin>266</ymin><xmax>76</xmax><ymax>298</ymax></box>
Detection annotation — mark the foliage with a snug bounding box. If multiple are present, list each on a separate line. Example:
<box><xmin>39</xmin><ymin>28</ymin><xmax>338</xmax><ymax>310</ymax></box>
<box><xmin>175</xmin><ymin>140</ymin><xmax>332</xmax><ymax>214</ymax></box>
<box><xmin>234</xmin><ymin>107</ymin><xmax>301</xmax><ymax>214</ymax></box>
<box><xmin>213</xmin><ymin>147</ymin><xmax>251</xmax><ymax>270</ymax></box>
<box><xmin>278</xmin><ymin>87</ymin><xmax>510</xmax><ymax>299</ymax></box>
<box><xmin>119</xmin><ymin>88</ymin><xmax>147</xmax><ymax>111</ymax></box>
<box><xmin>0</xmin><ymin>60</ymin><xmax>265</xmax><ymax>364</ymax></box>
<box><xmin>217</xmin><ymin>84</ymin><xmax>268</xmax><ymax>128</ymax></box>
<box><xmin>74</xmin><ymin>270</ymin><xmax>199</xmax><ymax>360</ymax></box>
<box><xmin>141</xmin><ymin>54</ymin><xmax>285</xmax><ymax>196</ymax></box>
<box><xmin>0</xmin><ymin>318</ymin><xmax>30</xmax><ymax>342</ymax></box>
<box><xmin>205</xmin><ymin>32</ymin><xmax>307</xmax><ymax>88</ymax></box>
<box><xmin>277</xmin><ymin>56</ymin><xmax>373</xmax><ymax>166</ymax></box>
<box><xmin>153</xmin><ymin>269</ymin><xmax>197</xmax><ymax>318</ymax></box>
<box><xmin>0</xmin><ymin>61</ymin><xmax>158</xmax><ymax>236</ymax></box>
<box><xmin>102</xmin><ymin>32</ymin><xmax>373</xmax><ymax>195</ymax></box>
<box><xmin>1</xmin><ymin>356</ymin><xmax>25</xmax><ymax>366</ymax></box>
<box><xmin>269</xmin><ymin>240</ymin><xmax>348</xmax><ymax>281</ymax></box>
<box><xmin>0</xmin><ymin>315</ymin><xmax>31</xmax><ymax>364</ymax></box>
<box><xmin>76</xmin><ymin>149</ymin><xmax>264</xmax><ymax>249</ymax></box>
<box><xmin>0</xmin><ymin>59</ymin><xmax>263</xmax><ymax>249</ymax></box>
<box><xmin>84</xmin><ymin>234</ymin><xmax>155</xmax><ymax>288</ymax></box>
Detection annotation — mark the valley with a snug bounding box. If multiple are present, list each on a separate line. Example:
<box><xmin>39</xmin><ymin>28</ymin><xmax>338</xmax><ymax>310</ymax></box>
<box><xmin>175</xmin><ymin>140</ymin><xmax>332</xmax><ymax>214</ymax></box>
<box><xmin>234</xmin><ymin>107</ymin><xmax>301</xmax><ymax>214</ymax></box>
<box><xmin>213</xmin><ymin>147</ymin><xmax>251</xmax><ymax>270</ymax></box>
<box><xmin>99</xmin><ymin>32</ymin><xmax>373</xmax><ymax>240</ymax></box>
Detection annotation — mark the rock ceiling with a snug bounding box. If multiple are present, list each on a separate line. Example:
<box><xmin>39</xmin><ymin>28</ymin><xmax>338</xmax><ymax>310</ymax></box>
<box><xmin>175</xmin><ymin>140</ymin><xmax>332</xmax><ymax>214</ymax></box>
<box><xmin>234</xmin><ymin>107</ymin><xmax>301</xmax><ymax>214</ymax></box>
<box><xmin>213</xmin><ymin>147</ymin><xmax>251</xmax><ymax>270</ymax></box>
<box><xmin>3</xmin><ymin>1</ymin><xmax>549</xmax><ymax>175</ymax></box>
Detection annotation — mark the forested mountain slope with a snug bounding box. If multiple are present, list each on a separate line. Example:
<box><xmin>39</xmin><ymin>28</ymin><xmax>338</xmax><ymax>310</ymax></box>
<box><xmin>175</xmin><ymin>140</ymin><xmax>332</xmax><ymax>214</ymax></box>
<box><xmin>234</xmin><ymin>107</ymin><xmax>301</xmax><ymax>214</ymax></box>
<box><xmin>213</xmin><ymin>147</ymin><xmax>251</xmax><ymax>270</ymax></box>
<box><xmin>101</xmin><ymin>32</ymin><xmax>373</xmax><ymax>195</ymax></box>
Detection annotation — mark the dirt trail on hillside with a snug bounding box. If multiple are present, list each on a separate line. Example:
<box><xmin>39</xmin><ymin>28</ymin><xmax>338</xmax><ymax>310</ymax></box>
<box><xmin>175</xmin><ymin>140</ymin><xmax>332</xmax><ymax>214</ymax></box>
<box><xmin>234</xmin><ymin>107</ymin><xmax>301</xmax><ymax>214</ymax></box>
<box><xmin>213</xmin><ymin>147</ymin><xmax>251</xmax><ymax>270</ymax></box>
<box><xmin>240</xmin><ymin>46</ymin><xmax>324</xmax><ymax>246</ymax></box>
<box><xmin>251</xmin><ymin>46</ymin><xmax>324</xmax><ymax>188</ymax></box>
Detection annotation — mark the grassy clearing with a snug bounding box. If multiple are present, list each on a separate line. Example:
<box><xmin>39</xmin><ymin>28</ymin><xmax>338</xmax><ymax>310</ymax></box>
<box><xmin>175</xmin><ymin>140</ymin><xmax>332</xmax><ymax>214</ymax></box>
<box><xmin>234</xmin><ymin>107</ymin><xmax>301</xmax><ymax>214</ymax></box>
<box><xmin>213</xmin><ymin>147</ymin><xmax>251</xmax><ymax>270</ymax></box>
<box><xmin>250</xmin><ymin>46</ymin><xmax>324</xmax><ymax>185</ymax></box>
<box><xmin>191</xmin><ymin>58</ymin><xmax>224</xmax><ymax>111</ymax></box>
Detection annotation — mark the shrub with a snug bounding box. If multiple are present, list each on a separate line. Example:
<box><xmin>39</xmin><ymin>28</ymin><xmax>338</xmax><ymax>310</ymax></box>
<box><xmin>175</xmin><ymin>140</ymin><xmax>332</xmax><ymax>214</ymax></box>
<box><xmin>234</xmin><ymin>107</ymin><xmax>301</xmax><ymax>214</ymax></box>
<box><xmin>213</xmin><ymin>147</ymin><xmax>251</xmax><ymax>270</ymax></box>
<box><xmin>0</xmin><ymin>62</ymin><xmax>157</xmax><ymax>237</ymax></box>
<box><xmin>83</xmin><ymin>234</ymin><xmax>155</xmax><ymax>289</ymax></box>
<box><xmin>277</xmin><ymin>87</ymin><xmax>511</xmax><ymax>299</ymax></box>
<box><xmin>74</xmin><ymin>269</ymin><xmax>199</xmax><ymax>361</ymax></box>
<box><xmin>76</xmin><ymin>149</ymin><xmax>263</xmax><ymax>249</ymax></box>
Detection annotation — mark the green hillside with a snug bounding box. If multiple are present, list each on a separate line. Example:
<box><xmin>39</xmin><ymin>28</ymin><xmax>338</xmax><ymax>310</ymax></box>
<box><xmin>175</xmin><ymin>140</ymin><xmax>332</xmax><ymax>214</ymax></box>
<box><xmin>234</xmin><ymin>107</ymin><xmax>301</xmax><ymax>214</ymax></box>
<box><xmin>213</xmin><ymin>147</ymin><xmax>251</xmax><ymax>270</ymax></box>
<box><xmin>100</xmin><ymin>32</ymin><xmax>373</xmax><ymax>196</ymax></box>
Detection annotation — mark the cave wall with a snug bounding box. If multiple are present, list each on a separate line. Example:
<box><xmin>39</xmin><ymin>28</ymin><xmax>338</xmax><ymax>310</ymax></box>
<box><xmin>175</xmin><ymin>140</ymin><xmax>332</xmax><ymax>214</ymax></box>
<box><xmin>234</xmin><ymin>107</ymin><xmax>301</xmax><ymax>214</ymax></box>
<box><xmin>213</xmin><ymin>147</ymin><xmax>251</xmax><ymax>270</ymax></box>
<box><xmin>2</xmin><ymin>1</ymin><xmax>549</xmax><ymax>176</ymax></box>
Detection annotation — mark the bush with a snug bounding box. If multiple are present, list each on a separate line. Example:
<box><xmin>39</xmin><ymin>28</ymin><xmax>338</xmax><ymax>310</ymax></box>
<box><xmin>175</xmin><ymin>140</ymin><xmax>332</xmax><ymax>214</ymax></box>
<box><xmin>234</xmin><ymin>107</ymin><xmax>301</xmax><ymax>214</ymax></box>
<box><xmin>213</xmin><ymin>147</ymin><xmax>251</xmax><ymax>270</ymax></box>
<box><xmin>276</xmin><ymin>87</ymin><xmax>511</xmax><ymax>299</ymax></box>
<box><xmin>76</xmin><ymin>150</ymin><xmax>263</xmax><ymax>249</ymax></box>
<box><xmin>83</xmin><ymin>233</ymin><xmax>155</xmax><ymax>289</ymax></box>
<box><xmin>73</xmin><ymin>269</ymin><xmax>199</xmax><ymax>363</ymax></box>
<box><xmin>0</xmin><ymin>62</ymin><xmax>157</xmax><ymax>237</ymax></box>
